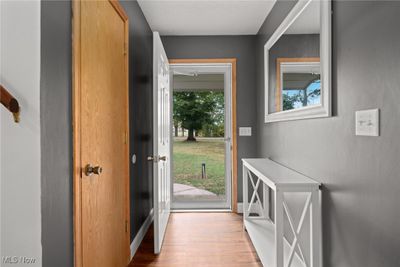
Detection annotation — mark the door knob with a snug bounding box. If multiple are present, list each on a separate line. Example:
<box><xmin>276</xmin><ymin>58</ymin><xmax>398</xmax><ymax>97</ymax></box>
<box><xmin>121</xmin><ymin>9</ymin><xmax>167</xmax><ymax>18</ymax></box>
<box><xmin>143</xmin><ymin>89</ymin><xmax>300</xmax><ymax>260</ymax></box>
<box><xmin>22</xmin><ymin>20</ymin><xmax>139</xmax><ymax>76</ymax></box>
<box><xmin>147</xmin><ymin>156</ymin><xmax>166</xmax><ymax>162</ymax></box>
<box><xmin>84</xmin><ymin>164</ymin><xmax>103</xmax><ymax>176</ymax></box>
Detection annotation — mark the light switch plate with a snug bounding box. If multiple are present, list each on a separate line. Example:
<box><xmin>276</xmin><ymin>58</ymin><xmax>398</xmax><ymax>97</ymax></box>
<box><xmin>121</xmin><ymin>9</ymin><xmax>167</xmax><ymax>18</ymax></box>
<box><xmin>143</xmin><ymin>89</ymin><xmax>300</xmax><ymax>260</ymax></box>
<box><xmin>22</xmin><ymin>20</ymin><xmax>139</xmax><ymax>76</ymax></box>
<box><xmin>355</xmin><ymin>109</ymin><xmax>379</xmax><ymax>136</ymax></box>
<box><xmin>239</xmin><ymin>127</ymin><xmax>252</xmax><ymax>136</ymax></box>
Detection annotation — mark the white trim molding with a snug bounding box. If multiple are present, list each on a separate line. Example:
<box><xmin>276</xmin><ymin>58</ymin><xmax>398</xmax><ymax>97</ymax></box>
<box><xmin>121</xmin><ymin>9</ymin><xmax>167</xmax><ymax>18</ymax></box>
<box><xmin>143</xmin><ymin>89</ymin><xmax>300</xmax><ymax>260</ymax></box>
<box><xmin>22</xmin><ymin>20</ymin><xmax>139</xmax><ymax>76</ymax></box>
<box><xmin>130</xmin><ymin>209</ymin><xmax>154</xmax><ymax>259</ymax></box>
<box><xmin>264</xmin><ymin>0</ymin><xmax>332</xmax><ymax>123</ymax></box>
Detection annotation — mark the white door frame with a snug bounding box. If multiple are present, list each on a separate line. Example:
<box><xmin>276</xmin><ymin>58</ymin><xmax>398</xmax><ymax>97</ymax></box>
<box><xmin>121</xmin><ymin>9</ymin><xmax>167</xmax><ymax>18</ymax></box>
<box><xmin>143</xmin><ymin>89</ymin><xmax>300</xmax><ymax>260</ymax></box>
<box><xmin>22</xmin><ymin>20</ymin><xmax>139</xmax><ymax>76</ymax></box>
<box><xmin>169</xmin><ymin>63</ymin><xmax>233</xmax><ymax>210</ymax></box>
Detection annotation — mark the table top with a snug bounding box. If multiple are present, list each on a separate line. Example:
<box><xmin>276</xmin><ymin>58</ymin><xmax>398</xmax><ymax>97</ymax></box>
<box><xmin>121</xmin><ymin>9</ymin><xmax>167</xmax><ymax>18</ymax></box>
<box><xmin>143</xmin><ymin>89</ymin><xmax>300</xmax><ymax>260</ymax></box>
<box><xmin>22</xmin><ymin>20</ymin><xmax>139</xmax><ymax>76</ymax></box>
<box><xmin>242</xmin><ymin>158</ymin><xmax>320</xmax><ymax>190</ymax></box>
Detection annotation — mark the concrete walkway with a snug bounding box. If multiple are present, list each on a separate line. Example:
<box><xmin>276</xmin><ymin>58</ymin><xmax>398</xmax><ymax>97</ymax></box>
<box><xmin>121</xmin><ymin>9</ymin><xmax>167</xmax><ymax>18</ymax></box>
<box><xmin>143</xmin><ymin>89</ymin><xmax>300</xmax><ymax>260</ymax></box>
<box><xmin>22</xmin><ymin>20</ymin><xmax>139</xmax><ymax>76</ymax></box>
<box><xmin>173</xmin><ymin>183</ymin><xmax>216</xmax><ymax>196</ymax></box>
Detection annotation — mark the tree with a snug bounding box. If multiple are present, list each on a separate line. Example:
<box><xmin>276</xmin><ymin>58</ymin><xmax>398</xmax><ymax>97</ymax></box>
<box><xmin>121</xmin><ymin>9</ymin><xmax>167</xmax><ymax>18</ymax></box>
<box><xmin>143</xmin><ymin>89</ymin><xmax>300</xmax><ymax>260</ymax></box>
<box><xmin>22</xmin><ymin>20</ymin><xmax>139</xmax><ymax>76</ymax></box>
<box><xmin>173</xmin><ymin>117</ymin><xmax>179</xmax><ymax>137</ymax></box>
<box><xmin>282</xmin><ymin>79</ymin><xmax>321</xmax><ymax>111</ymax></box>
<box><xmin>173</xmin><ymin>91</ymin><xmax>219</xmax><ymax>141</ymax></box>
<box><xmin>201</xmin><ymin>92</ymin><xmax>224</xmax><ymax>137</ymax></box>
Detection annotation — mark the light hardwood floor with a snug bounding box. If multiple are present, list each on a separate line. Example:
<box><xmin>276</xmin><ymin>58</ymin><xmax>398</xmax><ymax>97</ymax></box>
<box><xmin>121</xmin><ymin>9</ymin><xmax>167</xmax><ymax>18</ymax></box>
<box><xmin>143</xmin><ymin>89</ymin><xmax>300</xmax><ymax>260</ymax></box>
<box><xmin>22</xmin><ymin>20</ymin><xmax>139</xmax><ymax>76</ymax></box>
<box><xmin>129</xmin><ymin>212</ymin><xmax>262</xmax><ymax>267</ymax></box>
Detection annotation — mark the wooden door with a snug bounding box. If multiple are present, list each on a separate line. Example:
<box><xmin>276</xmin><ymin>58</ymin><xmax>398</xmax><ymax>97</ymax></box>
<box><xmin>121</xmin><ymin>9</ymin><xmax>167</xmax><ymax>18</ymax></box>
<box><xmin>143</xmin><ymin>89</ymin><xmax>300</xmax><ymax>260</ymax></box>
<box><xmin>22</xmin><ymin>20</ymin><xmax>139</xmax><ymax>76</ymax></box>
<box><xmin>73</xmin><ymin>1</ymin><xmax>130</xmax><ymax>267</ymax></box>
<box><xmin>152</xmin><ymin>32</ymin><xmax>171</xmax><ymax>254</ymax></box>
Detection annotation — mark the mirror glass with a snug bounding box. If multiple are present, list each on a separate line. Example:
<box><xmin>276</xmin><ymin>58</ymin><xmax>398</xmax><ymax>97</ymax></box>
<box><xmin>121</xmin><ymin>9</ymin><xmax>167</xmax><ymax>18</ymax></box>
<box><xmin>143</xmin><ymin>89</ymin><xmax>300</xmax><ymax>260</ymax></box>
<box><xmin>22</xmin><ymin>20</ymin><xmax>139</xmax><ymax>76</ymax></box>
<box><xmin>268</xmin><ymin>0</ymin><xmax>321</xmax><ymax>113</ymax></box>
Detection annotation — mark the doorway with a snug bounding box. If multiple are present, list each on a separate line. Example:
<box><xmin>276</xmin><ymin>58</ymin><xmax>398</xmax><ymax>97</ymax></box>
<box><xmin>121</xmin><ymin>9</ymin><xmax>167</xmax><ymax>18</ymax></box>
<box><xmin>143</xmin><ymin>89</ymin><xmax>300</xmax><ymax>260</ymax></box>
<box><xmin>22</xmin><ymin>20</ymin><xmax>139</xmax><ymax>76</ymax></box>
<box><xmin>170</xmin><ymin>59</ymin><xmax>237</xmax><ymax>211</ymax></box>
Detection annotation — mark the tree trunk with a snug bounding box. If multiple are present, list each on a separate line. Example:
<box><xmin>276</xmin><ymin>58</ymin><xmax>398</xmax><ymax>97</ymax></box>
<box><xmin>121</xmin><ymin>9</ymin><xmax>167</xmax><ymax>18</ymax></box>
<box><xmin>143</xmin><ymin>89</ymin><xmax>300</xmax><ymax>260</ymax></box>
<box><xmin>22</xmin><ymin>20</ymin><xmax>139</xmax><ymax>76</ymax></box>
<box><xmin>187</xmin><ymin>128</ymin><xmax>196</xmax><ymax>141</ymax></box>
<box><xmin>303</xmin><ymin>89</ymin><xmax>308</xmax><ymax>107</ymax></box>
<box><xmin>174</xmin><ymin>123</ymin><xmax>178</xmax><ymax>137</ymax></box>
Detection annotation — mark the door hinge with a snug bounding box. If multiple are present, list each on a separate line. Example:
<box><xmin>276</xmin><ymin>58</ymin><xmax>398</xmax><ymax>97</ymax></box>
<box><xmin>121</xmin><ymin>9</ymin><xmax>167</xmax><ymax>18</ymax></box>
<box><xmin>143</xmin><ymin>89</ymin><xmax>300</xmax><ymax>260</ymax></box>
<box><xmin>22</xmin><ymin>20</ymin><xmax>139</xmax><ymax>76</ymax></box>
<box><xmin>123</xmin><ymin>131</ymin><xmax>128</xmax><ymax>144</ymax></box>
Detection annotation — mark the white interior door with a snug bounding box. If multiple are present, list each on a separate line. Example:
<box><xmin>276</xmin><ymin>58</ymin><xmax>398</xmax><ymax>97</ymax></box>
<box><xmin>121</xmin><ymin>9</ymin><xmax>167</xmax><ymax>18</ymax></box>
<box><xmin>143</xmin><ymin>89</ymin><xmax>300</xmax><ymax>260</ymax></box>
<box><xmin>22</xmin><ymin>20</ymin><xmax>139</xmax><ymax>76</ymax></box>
<box><xmin>152</xmin><ymin>32</ymin><xmax>171</xmax><ymax>254</ymax></box>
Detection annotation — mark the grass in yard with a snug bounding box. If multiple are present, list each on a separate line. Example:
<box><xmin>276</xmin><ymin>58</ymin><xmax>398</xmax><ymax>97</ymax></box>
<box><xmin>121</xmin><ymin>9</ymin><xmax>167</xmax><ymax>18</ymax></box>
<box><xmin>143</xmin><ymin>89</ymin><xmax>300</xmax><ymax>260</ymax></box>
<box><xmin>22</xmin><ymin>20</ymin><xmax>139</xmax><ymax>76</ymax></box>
<box><xmin>173</xmin><ymin>137</ymin><xmax>225</xmax><ymax>195</ymax></box>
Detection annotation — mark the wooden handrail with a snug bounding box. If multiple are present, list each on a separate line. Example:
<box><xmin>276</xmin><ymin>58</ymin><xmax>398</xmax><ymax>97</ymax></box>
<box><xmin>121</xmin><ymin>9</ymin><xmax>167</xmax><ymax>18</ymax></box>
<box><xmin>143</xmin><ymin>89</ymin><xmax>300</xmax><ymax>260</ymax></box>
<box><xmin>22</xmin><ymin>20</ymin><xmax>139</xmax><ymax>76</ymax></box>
<box><xmin>1</xmin><ymin>84</ymin><xmax>20</xmax><ymax>122</ymax></box>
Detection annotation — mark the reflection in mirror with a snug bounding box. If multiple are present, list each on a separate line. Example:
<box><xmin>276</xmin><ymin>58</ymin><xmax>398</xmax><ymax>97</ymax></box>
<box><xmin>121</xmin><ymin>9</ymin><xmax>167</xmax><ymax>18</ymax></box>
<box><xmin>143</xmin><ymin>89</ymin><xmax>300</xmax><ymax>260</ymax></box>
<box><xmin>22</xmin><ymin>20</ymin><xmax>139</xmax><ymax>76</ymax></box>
<box><xmin>277</xmin><ymin>58</ymin><xmax>320</xmax><ymax>111</ymax></box>
<box><xmin>269</xmin><ymin>0</ymin><xmax>321</xmax><ymax>113</ymax></box>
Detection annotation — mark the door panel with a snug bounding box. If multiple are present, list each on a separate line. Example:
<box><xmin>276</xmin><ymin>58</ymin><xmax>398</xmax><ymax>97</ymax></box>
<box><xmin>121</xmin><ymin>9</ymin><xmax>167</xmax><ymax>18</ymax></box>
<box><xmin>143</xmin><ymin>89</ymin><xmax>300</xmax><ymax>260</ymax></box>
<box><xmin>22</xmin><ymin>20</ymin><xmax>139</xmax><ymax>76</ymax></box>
<box><xmin>75</xmin><ymin>1</ymin><xmax>130</xmax><ymax>266</ymax></box>
<box><xmin>153</xmin><ymin>32</ymin><xmax>171</xmax><ymax>254</ymax></box>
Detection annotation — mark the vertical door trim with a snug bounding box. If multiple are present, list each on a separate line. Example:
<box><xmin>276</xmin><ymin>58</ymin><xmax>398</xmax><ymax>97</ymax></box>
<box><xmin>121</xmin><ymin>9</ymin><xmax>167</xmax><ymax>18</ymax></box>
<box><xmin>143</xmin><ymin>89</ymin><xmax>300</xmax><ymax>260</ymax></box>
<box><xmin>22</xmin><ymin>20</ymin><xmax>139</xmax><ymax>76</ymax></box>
<box><xmin>168</xmin><ymin>58</ymin><xmax>238</xmax><ymax>213</ymax></box>
<box><xmin>72</xmin><ymin>1</ymin><xmax>82</xmax><ymax>265</ymax></box>
<box><xmin>72</xmin><ymin>1</ymin><xmax>130</xmax><ymax>266</ymax></box>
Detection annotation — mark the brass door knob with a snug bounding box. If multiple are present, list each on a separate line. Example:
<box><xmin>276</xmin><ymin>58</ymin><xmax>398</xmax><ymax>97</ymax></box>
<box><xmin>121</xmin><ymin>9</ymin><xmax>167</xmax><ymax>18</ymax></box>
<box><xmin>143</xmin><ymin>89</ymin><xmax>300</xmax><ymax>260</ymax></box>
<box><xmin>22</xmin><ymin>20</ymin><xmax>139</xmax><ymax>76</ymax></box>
<box><xmin>159</xmin><ymin>156</ymin><xmax>167</xmax><ymax>161</ymax></box>
<box><xmin>84</xmin><ymin>164</ymin><xmax>103</xmax><ymax>176</ymax></box>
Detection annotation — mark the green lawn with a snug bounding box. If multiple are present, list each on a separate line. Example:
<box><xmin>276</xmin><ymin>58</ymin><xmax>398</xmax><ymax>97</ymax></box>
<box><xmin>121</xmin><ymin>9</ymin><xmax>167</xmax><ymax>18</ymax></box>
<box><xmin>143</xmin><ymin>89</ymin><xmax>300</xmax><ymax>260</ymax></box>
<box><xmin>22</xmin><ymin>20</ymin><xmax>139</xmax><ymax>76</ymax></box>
<box><xmin>173</xmin><ymin>137</ymin><xmax>225</xmax><ymax>195</ymax></box>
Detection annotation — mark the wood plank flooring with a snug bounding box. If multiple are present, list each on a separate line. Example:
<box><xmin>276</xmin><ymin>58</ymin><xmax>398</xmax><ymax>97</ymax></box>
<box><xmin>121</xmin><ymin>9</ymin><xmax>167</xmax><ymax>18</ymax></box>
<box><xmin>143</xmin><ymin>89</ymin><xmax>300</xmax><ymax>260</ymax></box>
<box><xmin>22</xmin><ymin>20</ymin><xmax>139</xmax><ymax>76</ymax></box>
<box><xmin>129</xmin><ymin>213</ymin><xmax>262</xmax><ymax>267</ymax></box>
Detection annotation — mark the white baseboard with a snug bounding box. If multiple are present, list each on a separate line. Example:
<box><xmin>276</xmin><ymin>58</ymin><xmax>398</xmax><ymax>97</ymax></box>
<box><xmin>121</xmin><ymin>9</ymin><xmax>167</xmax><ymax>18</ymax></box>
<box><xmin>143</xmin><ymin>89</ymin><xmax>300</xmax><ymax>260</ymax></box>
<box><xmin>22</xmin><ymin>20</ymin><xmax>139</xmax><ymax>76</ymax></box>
<box><xmin>237</xmin><ymin>202</ymin><xmax>263</xmax><ymax>214</ymax></box>
<box><xmin>130</xmin><ymin>208</ymin><xmax>154</xmax><ymax>259</ymax></box>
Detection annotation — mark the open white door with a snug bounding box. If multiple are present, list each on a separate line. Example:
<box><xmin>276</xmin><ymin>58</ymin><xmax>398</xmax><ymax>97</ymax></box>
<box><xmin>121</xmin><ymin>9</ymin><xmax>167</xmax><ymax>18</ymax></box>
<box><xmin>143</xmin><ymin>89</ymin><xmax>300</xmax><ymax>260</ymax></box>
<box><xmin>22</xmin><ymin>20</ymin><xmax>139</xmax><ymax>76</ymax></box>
<box><xmin>152</xmin><ymin>32</ymin><xmax>171</xmax><ymax>254</ymax></box>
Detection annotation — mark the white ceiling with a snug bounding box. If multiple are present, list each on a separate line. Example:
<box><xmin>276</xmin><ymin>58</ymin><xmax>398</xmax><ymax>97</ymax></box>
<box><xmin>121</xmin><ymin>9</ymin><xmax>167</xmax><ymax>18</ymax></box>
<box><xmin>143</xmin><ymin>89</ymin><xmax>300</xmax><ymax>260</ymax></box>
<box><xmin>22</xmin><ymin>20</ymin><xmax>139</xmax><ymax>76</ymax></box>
<box><xmin>285</xmin><ymin>1</ymin><xmax>320</xmax><ymax>34</ymax></box>
<box><xmin>137</xmin><ymin>0</ymin><xmax>277</xmax><ymax>36</ymax></box>
<box><xmin>173</xmin><ymin>74</ymin><xmax>224</xmax><ymax>91</ymax></box>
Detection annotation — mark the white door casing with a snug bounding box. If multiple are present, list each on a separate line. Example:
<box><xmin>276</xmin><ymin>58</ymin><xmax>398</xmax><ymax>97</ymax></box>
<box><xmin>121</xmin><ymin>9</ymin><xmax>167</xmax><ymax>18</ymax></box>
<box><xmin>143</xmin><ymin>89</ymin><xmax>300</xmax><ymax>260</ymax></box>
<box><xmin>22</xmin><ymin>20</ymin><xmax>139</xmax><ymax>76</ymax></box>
<box><xmin>152</xmin><ymin>32</ymin><xmax>171</xmax><ymax>254</ymax></box>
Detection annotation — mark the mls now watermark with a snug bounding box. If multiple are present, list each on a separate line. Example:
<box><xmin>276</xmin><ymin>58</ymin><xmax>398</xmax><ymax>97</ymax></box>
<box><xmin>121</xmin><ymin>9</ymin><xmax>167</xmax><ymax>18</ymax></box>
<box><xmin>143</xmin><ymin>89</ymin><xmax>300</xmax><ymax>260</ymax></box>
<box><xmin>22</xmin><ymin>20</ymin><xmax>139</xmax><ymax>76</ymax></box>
<box><xmin>2</xmin><ymin>256</ymin><xmax>37</xmax><ymax>264</ymax></box>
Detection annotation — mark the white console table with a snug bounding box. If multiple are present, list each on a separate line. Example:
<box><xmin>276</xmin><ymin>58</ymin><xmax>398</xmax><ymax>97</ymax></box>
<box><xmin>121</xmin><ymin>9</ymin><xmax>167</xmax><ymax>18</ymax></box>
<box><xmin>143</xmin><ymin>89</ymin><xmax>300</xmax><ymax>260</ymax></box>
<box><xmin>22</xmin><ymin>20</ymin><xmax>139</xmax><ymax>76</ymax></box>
<box><xmin>242</xmin><ymin>158</ymin><xmax>321</xmax><ymax>267</ymax></box>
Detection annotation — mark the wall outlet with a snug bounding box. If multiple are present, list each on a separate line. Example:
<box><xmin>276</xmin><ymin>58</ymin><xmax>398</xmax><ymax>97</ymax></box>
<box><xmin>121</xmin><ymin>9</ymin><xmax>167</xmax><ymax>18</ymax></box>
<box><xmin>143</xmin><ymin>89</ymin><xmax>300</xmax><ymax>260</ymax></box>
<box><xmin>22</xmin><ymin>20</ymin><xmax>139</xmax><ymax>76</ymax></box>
<box><xmin>239</xmin><ymin>127</ymin><xmax>252</xmax><ymax>136</ymax></box>
<box><xmin>355</xmin><ymin>109</ymin><xmax>379</xmax><ymax>136</ymax></box>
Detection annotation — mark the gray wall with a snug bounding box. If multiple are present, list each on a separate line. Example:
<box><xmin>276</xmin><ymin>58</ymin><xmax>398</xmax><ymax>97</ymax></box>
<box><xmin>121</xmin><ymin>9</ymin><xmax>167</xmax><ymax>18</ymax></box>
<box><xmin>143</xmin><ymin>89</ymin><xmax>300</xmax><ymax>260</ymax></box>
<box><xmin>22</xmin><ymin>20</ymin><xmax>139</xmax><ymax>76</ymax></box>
<box><xmin>41</xmin><ymin>1</ymin><xmax>73</xmax><ymax>266</ymax></box>
<box><xmin>40</xmin><ymin>1</ymin><xmax>154</xmax><ymax>266</ymax></box>
<box><xmin>256</xmin><ymin>1</ymin><xmax>400</xmax><ymax>266</ymax></box>
<box><xmin>120</xmin><ymin>0</ymin><xmax>154</xmax><ymax>241</ymax></box>
<box><xmin>162</xmin><ymin>36</ymin><xmax>258</xmax><ymax>202</ymax></box>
